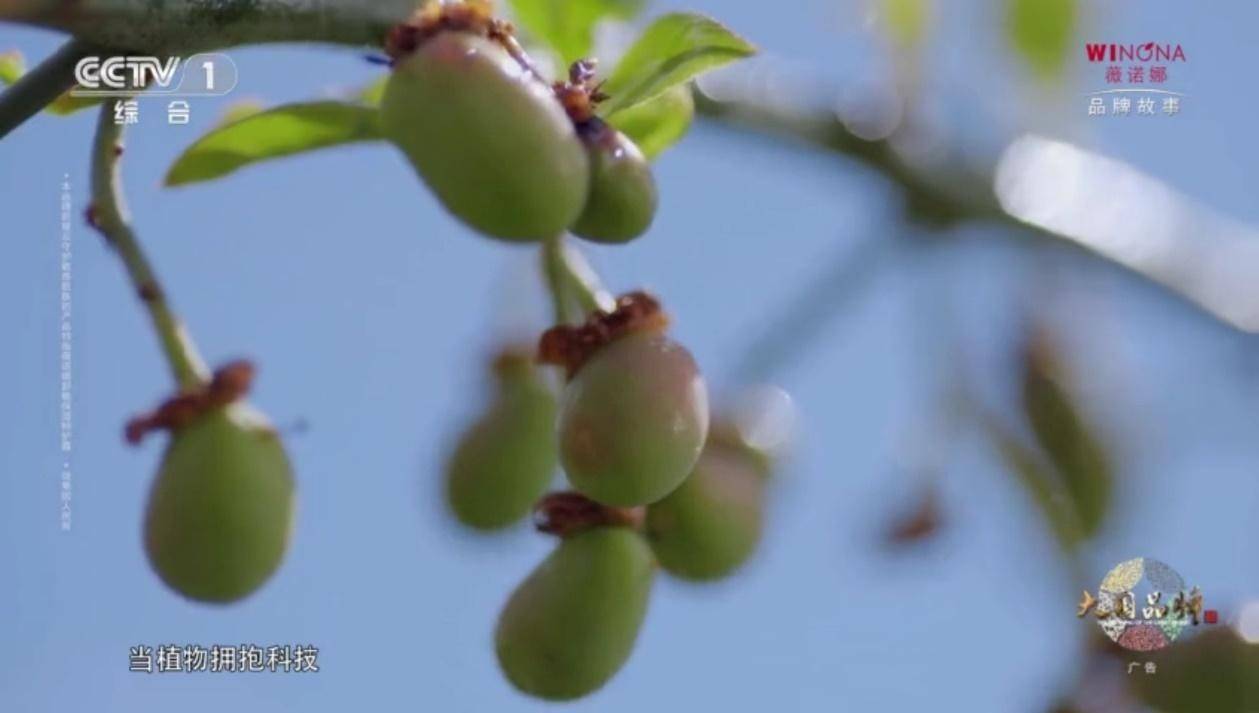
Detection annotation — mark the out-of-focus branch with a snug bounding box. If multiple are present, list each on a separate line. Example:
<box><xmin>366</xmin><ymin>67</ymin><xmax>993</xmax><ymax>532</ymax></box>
<box><xmin>692</xmin><ymin>87</ymin><xmax>1003</xmax><ymax>228</ymax></box>
<box><xmin>0</xmin><ymin>38</ymin><xmax>98</xmax><ymax>139</ymax></box>
<box><xmin>0</xmin><ymin>0</ymin><xmax>410</xmax><ymax>53</ymax></box>
<box><xmin>0</xmin><ymin>0</ymin><xmax>408</xmax><ymax>138</ymax></box>
<box><xmin>726</xmin><ymin>233</ymin><xmax>895</xmax><ymax>386</ymax></box>
<box><xmin>695</xmin><ymin>77</ymin><xmax>1259</xmax><ymax>334</ymax></box>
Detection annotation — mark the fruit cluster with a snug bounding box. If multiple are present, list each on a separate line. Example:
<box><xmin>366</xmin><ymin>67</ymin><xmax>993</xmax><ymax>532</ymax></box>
<box><xmin>380</xmin><ymin>1</ymin><xmax>657</xmax><ymax>243</ymax></box>
<box><xmin>446</xmin><ymin>293</ymin><xmax>777</xmax><ymax>700</ymax></box>
<box><xmin>118</xmin><ymin>0</ymin><xmax>770</xmax><ymax>700</ymax></box>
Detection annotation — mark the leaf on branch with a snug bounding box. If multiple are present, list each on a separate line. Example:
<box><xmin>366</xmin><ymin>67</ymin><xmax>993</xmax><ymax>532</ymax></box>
<box><xmin>358</xmin><ymin>75</ymin><xmax>389</xmax><ymax>107</ymax></box>
<box><xmin>216</xmin><ymin>99</ymin><xmax>266</xmax><ymax>126</ymax></box>
<box><xmin>47</xmin><ymin>93</ymin><xmax>104</xmax><ymax>115</ymax></box>
<box><xmin>1019</xmin><ymin>324</ymin><xmax>1113</xmax><ymax>539</ymax></box>
<box><xmin>606</xmin><ymin>84</ymin><xmax>693</xmax><ymax>160</ymax></box>
<box><xmin>508</xmin><ymin>0</ymin><xmax>646</xmax><ymax>64</ymax></box>
<box><xmin>0</xmin><ymin>50</ymin><xmax>24</xmax><ymax>85</ymax></box>
<box><xmin>879</xmin><ymin>0</ymin><xmax>930</xmax><ymax>49</ymax></box>
<box><xmin>1007</xmin><ymin>0</ymin><xmax>1075</xmax><ymax>80</ymax></box>
<box><xmin>165</xmin><ymin>101</ymin><xmax>383</xmax><ymax>187</ymax></box>
<box><xmin>982</xmin><ymin>410</ymin><xmax>1085</xmax><ymax>554</ymax></box>
<box><xmin>598</xmin><ymin>12</ymin><xmax>756</xmax><ymax>116</ymax></box>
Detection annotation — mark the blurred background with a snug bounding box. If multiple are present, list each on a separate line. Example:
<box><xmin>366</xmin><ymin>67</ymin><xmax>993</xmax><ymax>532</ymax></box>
<box><xmin>3</xmin><ymin>0</ymin><xmax>1258</xmax><ymax>710</ymax></box>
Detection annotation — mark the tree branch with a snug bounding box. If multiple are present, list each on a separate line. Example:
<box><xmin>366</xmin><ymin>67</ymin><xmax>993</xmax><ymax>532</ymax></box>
<box><xmin>1</xmin><ymin>0</ymin><xmax>413</xmax><ymax>53</ymax></box>
<box><xmin>726</xmin><ymin>233</ymin><xmax>895</xmax><ymax>385</ymax></box>
<box><xmin>0</xmin><ymin>38</ymin><xmax>99</xmax><ymax>140</ymax></box>
<box><xmin>692</xmin><ymin>88</ymin><xmax>1003</xmax><ymax>228</ymax></box>
<box><xmin>90</xmin><ymin>99</ymin><xmax>210</xmax><ymax>390</ymax></box>
<box><xmin>695</xmin><ymin>81</ymin><xmax>1259</xmax><ymax>334</ymax></box>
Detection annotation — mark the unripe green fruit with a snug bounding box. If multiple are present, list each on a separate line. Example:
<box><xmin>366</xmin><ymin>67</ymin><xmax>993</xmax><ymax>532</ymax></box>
<box><xmin>381</xmin><ymin>32</ymin><xmax>589</xmax><ymax>241</ymax></box>
<box><xmin>559</xmin><ymin>331</ymin><xmax>708</xmax><ymax>506</ymax></box>
<box><xmin>645</xmin><ymin>443</ymin><xmax>765</xmax><ymax>581</ymax></box>
<box><xmin>495</xmin><ymin>527</ymin><xmax>655</xmax><ymax>700</ymax></box>
<box><xmin>446</xmin><ymin>369</ymin><xmax>558</xmax><ymax>530</ymax></box>
<box><xmin>571</xmin><ymin>129</ymin><xmax>657</xmax><ymax>244</ymax></box>
<box><xmin>143</xmin><ymin>405</ymin><xmax>295</xmax><ymax>603</ymax></box>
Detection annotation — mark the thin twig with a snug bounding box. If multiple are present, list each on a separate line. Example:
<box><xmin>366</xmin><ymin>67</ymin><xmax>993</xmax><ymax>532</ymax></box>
<box><xmin>541</xmin><ymin>234</ymin><xmax>576</xmax><ymax>325</ymax></box>
<box><xmin>693</xmin><ymin>89</ymin><xmax>1003</xmax><ymax>229</ymax></box>
<box><xmin>0</xmin><ymin>38</ymin><xmax>100</xmax><ymax>140</ymax></box>
<box><xmin>559</xmin><ymin>239</ymin><xmax>614</xmax><ymax>313</ymax></box>
<box><xmin>541</xmin><ymin>234</ymin><xmax>614</xmax><ymax>323</ymax></box>
<box><xmin>89</xmin><ymin>99</ymin><xmax>209</xmax><ymax>390</ymax></box>
<box><xmin>727</xmin><ymin>234</ymin><xmax>896</xmax><ymax>385</ymax></box>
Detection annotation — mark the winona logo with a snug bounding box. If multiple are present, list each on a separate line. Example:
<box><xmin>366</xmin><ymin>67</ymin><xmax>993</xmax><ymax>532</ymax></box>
<box><xmin>1085</xmin><ymin>42</ymin><xmax>1187</xmax><ymax>63</ymax></box>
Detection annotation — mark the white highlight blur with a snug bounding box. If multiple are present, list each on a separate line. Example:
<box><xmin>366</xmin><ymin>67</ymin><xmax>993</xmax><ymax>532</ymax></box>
<box><xmin>1237</xmin><ymin>601</ymin><xmax>1259</xmax><ymax>643</ymax></box>
<box><xmin>995</xmin><ymin>134</ymin><xmax>1259</xmax><ymax>332</ymax></box>
<box><xmin>730</xmin><ymin>385</ymin><xmax>797</xmax><ymax>455</ymax></box>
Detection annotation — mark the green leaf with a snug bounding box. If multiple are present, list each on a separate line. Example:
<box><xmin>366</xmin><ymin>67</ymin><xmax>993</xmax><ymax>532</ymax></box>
<box><xmin>509</xmin><ymin>0</ymin><xmax>645</xmax><ymax>64</ymax></box>
<box><xmin>598</xmin><ymin>12</ymin><xmax>756</xmax><ymax>116</ymax></box>
<box><xmin>165</xmin><ymin>101</ymin><xmax>382</xmax><ymax>187</ymax></box>
<box><xmin>0</xmin><ymin>50</ymin><xmax>24</xmax><ymax>86</ymax></box>
<box><xmin>880</xmin><ymin>0</ymin><xmax>929</xmax><ymax>49</ymax></box>
<box><xmin>1020</xmin><ymin>329</ymin><xmax>1113</xmax><ymax>538</ymax></box>
<box><xmin>357</xmin><ymin>75</ymin><xmax>388</xmax><ymax>107</ymax></box>
<box><xmin>47</xmin><ymin>93</ymin><xmax>103</xmax><ymax>115</ymax></box>
<box><xmin>216</xmin><ymin>99</ymin><xmax>266</xmax><ymax>126</ymax></box>
<box><xmin>606</xmin><ymin>84</ymin><xmax>693</xmax><ymax>160</ymax></box>
<box><xmin>1007</xmin><ymin>0</ymin><xmax>1075</xmax><ymax>79</ymax></box>
<box><xmin>982</xmin><ymin>412</ymin><xmax>1085</xmax><ymax>553</ymax></box>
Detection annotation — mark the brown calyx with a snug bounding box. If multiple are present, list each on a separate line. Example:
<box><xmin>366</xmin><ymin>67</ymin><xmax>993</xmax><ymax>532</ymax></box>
<box><xmin>884</xmin><ymin>485</ymin><xmax>943</xmax><ymax>547</ymax></box>
<box><xmin>553</xmin><ymin>59</ymin><xmax>609</xmax><ymax>126</ymax></box>
<box><xmin>384</xmin><ymin>0</ymin><xmax>545</xmax><ymax>80</ymax></box>
<box><xmin>124</xmin><ymin>360</ymin><xmax>256</xmax><ymax>445</ymax></box>
<box><xmin>534</xmin><ymin>491</ymin><xmax>644</xmax><ymax>538</ymax></box>
<box><xmin>383</xmin><ymin>5</ymin><xmax>614</xmax><ymax>126</ymax></box>
<box><xmin>536</xmin><ymin>290</ymin><xmax>669</xmax><ymax>378</ymax></box>
<box><xmin>385</xmin><ymin>1</ymin><xmax>494</xmax><ymax>60</ymax></box>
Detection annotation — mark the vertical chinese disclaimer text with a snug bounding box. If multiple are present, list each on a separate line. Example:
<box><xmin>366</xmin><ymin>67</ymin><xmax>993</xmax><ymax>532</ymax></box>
<box><xmin>59</xmin><ymin>173</ymin><xmax>73</xmax><ymax>532</ymax></box>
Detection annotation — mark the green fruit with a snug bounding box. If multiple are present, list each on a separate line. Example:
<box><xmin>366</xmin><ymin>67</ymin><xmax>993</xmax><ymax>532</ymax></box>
<box><xmin>381</xmin><ymin>32</ymin><xmax>589</xmax><ymax>241</ymax></box>
<box><xmin>645</xmin><ymin>443</ymin><xmax>765</xmax><ymax>581</ymax></box>
<box><xmin>559</xmin><ymin>331</ymin><xmax>708</xmax><ymax>506</ymax></box>
<box><xmin>571</xmin><ymin>128</ymin><xmax>657</xmax><ymax>243</ymax></box>
<box><xmin>143</xmin><ymin>404</ymin><xmax>295</xmax><ymax>603</ymax></box>
<box><xmin>445</xmin><ymin>364</ymin><xmax>558</xmax><ymax>530</ymax></box>
<box><xmin>495</xmin><ymin>527</ymin><xmax>655</xmax><ymax>700</ymax></box>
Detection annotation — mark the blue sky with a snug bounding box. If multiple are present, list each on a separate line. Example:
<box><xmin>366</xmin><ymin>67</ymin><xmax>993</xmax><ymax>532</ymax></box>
<box><xmin>3</xmin><ymin>1</ymin><xmax>1258</xmax><ymax>710</ymax></box>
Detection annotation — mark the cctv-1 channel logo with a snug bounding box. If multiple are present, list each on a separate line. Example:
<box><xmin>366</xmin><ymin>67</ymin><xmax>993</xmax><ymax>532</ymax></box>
<box><xmin>72</xmin><ymin>53</ymin><xmax>238</xmax><ymax>96</ymax></box>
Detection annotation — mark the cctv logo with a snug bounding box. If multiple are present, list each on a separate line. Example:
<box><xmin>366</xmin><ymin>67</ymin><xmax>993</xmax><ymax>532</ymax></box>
<box><xmin>74</xmin><ymin>56</ymin><xmax>181</xmax><ymax>92</ymax></box>
<box><xmin>71</xmin><ymin>53</ymin><xmax>237</xmax><ymax>97</ymax></box>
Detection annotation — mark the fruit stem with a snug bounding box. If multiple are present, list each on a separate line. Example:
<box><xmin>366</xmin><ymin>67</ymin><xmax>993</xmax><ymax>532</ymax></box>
<box><xmin>541</xmin><ymin>234</ymin><xmax>614</xmax><ymax>323</ymax></box>
<box><xmin>89</xmin><ymin>99</ymin><xmax>211</xmax><ymax>391</ymax></box>
<box><xmin>541</xmin><ymin>234</ymin><xmax>576</xmax><ymax>325</ymax></box>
